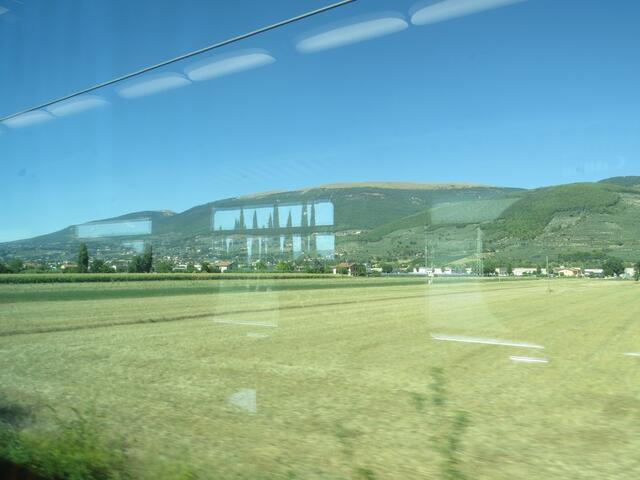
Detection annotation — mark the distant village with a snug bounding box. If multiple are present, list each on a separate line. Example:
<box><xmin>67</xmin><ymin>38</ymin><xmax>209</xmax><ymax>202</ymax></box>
<box><xmin>1</xmin><ymin>228</ymin><xmax>638</xmax><ymax>279</ymax></box>
<box><xmin>2</xmin><ymin>251</ymin><xmax>637</xmax><ymax>280</ymax></box>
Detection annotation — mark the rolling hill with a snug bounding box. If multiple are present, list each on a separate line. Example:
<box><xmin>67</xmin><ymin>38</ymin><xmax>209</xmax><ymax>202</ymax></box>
<box><xmin>2</xmin><ymin>178</ymin><xmax>640</xmax><ymax>266</ymax></box>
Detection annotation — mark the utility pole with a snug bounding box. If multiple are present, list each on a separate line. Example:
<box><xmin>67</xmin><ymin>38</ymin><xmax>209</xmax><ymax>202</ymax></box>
<box><xmin>546</xmin><ymin>255</ymin><xmax>551</xmax><ymax>293</ymax></box>
<box><xmin>476</xmin><ymin>227</ymin><xmax>483</xmax><ymax>277</ymax></box>
<box><xmin>425</xmin><ymin>225</ymin><xmax>432</xmax><ymax>285</ymax></box>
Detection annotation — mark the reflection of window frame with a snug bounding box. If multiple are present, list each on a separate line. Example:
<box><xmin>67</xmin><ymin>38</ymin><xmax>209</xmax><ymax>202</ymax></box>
<box><xmin>211</xmin><ymin>200</ymin><xmax>333</xmax><ymax>232</ymax></box>
<box><xmin>75</xmin><ymin>218</ymin><xmax>152</xmax><ymax>238</ymax></box>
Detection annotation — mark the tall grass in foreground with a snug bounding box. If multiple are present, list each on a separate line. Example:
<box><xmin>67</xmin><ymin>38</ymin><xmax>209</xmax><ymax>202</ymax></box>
<box><xmin>0</xmin><ymin>396</ymin><xmax>131</xmax><ymax>480</ymax></box>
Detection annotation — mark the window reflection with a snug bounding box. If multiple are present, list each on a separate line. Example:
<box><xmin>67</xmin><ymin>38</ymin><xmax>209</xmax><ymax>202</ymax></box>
<box><xmin>75</xmin><ymin>219</ymin><xmax>153</xmax><ymax>238</ymax></box>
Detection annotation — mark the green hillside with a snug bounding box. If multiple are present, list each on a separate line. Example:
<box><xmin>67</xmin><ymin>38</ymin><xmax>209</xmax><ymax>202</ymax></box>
<box><xmin>598</xmin><ymin>176</ymin><xmax>640</xmax><ymax>188</ymax></box>
<box><xmin>488</xmin><ymin>183</ymin><xmax>621</xmax><ymax>240</ymax></box>
<box><xmin>360</xmin><ymin>209</ymin><xmax>431</xmax><ymax>242</ymax></box>
<box><xmin>2</xmin><ymin>179</ymin><xmax>640</xmax><ymax>266</ymax></box>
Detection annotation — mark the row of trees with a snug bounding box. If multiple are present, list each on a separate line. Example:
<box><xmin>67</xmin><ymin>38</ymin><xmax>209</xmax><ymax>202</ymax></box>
<box><xmin>3</xmin><ymin>243</ymin><xmax>640</xmax><ymax>278</ymax></box>
<box><xmin>0</xmin><ymin>258</ymin><xmax>25</xmax><ymax>274</ymax></box>
<box><xmin>126</xmin><ymin>245</ymin><xmax>154</xmax><ymax>273</ymax></box>
<box><xmin>74</xmin><ymin>243</ymin><xmax>153</xmax><ymax>274</ymax></box>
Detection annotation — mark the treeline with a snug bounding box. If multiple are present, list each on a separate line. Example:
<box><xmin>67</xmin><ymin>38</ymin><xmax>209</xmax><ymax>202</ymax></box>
<box><xmin>0</xmin><ymin>259</ymin><xmax>26</xmax><ymax>274</ymax></box>
<box><xmin>0</xmin><ymin>273</ymin><xmax>333</xmax><ymax>284</ymax></box>
<box><xmin>482</xmin><ymin>256</ymin><xmax>639</xmax><ymax>278</ymax></box>
<box><xmin>0</xmin><ymin>242</ymin><xmax>345</xmax><ymax>277</ymax></box>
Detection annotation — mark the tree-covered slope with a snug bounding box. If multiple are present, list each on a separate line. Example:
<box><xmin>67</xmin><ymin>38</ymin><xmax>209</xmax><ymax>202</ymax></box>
<box><xmin>598</xmin><ymin>176</ymin><xmax>640</xmax><ymax>188</ymax></box>
<box><xmin>487</xmin><ymin>183</ymin><xmax>621</xmax><ymax>240</ymax></box>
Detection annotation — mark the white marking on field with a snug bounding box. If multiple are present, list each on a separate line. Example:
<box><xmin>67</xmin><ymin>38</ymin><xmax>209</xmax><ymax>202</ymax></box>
<box><xmin>623</xmin><ymin>352</ymin><xmax>640</xmax><ymax>357</ymax></box>
<box><xmin>430</xmin><ymin>333</ymin><xmax>544</xmax><ymax>349</ymax></box>
<box><xmin>228</xmin><ymin>388</ymin><xmax>257</xmax><ymax>414</ymax></box>
<box><xmin>247</xmin><ymin>332</ymin><xmax>270</xmax><ymax>338</ymax></box>
<box><xmin>510</xmin><ymin>355</ymin><xmax>548</xmax><ymax>364</ymax></box>
<box><xmin>214</xmin><ymin>319</ymin><xmax>276</xmax><ymax>328</ymax></box>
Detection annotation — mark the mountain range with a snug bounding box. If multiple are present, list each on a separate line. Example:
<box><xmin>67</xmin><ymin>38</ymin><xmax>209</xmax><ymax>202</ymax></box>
<box><xmin>2</xmin><ymin>176</ymin><xmax>640</xmax><ymax>267</ymax></box>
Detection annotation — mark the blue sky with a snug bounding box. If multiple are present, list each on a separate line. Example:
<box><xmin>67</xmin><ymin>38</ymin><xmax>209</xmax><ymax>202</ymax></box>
<box><xmin>1</xmin><ymin>0</ymin><xmax>639</xmax><ymax>241</ymax></box>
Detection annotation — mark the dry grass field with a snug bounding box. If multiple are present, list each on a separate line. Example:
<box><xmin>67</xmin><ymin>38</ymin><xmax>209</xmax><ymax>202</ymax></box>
<box><xmin>1</xmin><ymin>277</ymin><xmax>639</xmax><ymax>479</ymax></box>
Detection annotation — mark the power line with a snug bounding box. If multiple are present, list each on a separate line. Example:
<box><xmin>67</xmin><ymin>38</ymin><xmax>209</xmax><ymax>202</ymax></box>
<box><xmin>0</xmin><ymin>0</ymin><xmax>357</xmax><ymax>123</ymax></box>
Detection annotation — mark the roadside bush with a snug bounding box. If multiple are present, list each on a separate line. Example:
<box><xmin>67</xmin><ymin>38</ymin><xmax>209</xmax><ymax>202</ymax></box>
<box><xmin>89</xmin><ymin>259</ymin><xmax>112</xmax><ymax>273</ymax></box>
<box><xmin>274</xmin><ymin>261</ymin><xmax>294</xmax><ymax>273</ymax></box>
<box><xmin>603</xmin><ymin>257</ymin><xmax>624</xmax><ymax>277</ymax></box>
<box><xmin>153</xmin><ymin>260</ymin><xmax>174</xmax><ymax>273</ymax></box>
<box><xmin>8</xmin><ymin>259</ymin><xmax>24</xmax><ymax>274</ymax></box>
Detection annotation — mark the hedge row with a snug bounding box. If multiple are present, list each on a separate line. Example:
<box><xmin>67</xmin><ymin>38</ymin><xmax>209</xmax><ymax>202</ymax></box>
<box><xmin>0</xmin><ymin>272</ymin><xmax>333</xmax><ymax>284</ymax></box>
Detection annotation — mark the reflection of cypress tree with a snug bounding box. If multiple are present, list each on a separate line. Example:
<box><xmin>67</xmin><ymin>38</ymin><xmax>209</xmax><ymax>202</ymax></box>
<box><xmin>300</xmin><ymin>203</ymin><xmax>309</xmax><ymax>256</ymax></box>
<box><xmin>310</xmin><ymin>204</ymin><xmax>317</xmax><ymax>256</ymax></box>
<box><xmin>267</xmin><ymin>213</ymin><xmax>273</xmax><ymax>230</ymax></box>
<box><xmin>273</xmin><ymin>205</ymin><xmax>280</xmax><ymax>231</ymax></box>
<box><xmin>272</xmin><ymin>205</ymin><xmax>280</xmax><ymax>259</ymax></box>
<box><xmin>310</xmin><ymin>233</ymin><xmax>316</xmax><ymax>256</ymax></box>
<box><xmin>238</xmin><ymin>208</ymin><xmax>245</xmax><ymax>230</ymax></box>
<box><xmin>265</xmin><ymin>229</ymin><xmax>271</xmax><ymax>256</ymax></box>
<box><xmin>252</xmin><ymin>211</ymin><xmax>258</xmax><ymax>230</ymax></box>
<box><xmin>286</xmin><ymin>211</ymin><xmax>293</xmax><ymax>255</ymax></box>
<box><xmin>301</xmin><ymin>203</ymin><xmax>308</xmax><ymax>229</ymax></box>
<box><xmin>250</xmin><ymin>213</ymin><xmax>258</xmax><ymax>260</ymax></box>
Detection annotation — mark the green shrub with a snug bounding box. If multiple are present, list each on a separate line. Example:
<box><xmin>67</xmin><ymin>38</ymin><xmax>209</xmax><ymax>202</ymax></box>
<box><xmin>0</xmin><ymin>404</ymin><xmax>131</xmax><ymax>480</ymax></box>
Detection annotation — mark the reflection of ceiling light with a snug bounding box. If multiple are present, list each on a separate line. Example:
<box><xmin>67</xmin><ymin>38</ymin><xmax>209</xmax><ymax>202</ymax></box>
<box><xmin>46</xmin><ymin>95</ymin><xmax>108</xmax><ymax>117</ymax></box>
<box><xmin>2</xmin><ymin>110</ymin><xmax>53</xmax><ymax>129</ymax></box>
<box><xmin>510</xmin><ymin>356</ymin><xmax>548</xmax><ymax>364</ymax></box>
<box><xmin>411</xmin><ymin>0</ymin><xmax>525</xmax><ymax>26</ymax></box>
<box><xmin>297</xmin><ymin>15</ymin><xmax>408</xmax><ymax>53</ymax></box>
<box><xmin>75</xmin><ymin>219</ymin><xmax>152</xmax><ymax>238</ymax></box>
<box><xmin>431</xmin><ymin>333</ymin><xmax>544</xmax><ymax>349</ymax></box>
<box><xmin>185</xmin><ymin>51</ymin><xmax>275</xmax><ymax>82</ymax></box>
<box><xmin>0</xmin><ymin>1</ymin><xmax>355</xmax><ymax>123</ymax></box>
<box><xmin>116</xmin><ymin>73</ymin><xmax>191</xmax><ymax>99</ymax></box>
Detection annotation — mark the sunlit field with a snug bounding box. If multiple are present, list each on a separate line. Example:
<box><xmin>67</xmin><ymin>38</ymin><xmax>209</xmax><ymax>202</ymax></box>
<box><xmin>1</xmin><ymin>277</ymin><xmax>639</xmax><ymax>479</ymax></box>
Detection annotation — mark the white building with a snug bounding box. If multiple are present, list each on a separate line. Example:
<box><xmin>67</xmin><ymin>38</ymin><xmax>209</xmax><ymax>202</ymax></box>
<box><xmin>512</xmin><ymin>267</ymin><xmax>537</xmax><ymax>276</ymax></box>
<box><xmin>584</xmin><ymin>268</ymin><xmax>604</xmax><ymax>277</ymax></box>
